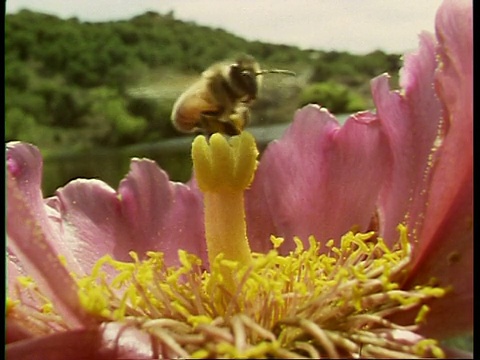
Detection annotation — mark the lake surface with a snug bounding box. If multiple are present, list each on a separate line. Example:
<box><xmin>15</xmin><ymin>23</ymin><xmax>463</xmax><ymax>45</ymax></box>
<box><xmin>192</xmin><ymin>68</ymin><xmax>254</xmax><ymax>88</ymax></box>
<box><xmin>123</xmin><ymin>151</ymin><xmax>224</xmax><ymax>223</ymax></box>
<box><xmin>41</xmin><ymin>116</ymin><xmax>349</xmax><ymax>197</ymax></box>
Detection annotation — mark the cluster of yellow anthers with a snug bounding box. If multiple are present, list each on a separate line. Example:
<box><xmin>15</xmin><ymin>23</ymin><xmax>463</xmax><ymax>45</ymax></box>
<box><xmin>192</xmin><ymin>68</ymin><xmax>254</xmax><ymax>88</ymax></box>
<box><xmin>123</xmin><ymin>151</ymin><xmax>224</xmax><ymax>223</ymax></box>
<box><xmin>76</xmin><ymin>226</ymin><xmax>445</xmax><ymax>358</ymax></box>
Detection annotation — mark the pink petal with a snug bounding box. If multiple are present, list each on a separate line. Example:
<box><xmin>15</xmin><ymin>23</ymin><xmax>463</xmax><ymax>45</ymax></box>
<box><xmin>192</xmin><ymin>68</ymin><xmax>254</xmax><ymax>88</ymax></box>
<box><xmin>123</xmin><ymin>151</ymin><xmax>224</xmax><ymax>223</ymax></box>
<box><xmin>403</xmin><ymin>0</ymin><xmax>473</xmax><ymax>338</ymax></box>
<box><xmin>47</xmin><ymin>158</ymin><xmax>207</xmax><ymax>271</ymax></box>
<box><xmin>6</xmin><ymin>142</ymin><xmax>84</xmax><ymax>275</ymax></box>
<box><xmin>7</xmin><ymin>249</ymin><xmax>28</xmax><ymax>298</ymax></box>
<box><xmin>6</xmin><ymin>322</ymin><xmax>156</xmax><ymax>359</ymax></box>
<box><xmin>118</xmin><ymin>158</ymin><xmax>207</xmax><ymax>265</ymax></box>
<box><xmin>6</xmin><ymin>319</ymin><xmax>35</xmax><ymax>344</ymax></box>
<box><xmin>413</xmin><ymin>0</ymin><xmax>473</xmax><ymax>256</ymax></box>
<box><xmin>7</xmin><ymin>248</ymin><xmax>41</xmax><ymax>313</ymax></box>
<box><xmin>371</xmin><ymin>31</ymin><xmax>442</xmax><ymax>244</ymax></box>
<box><xmin>7</xmin><ymin>172</ymin><xmax>90</xmax><ymax>328</ymax></box>
<box><xmin>6</xmin><ymin>330</ymin><xmax>99</xmax><ymax>360</ymax></box>
<box><xmin>408</xmin><ymin>179</ymin><xmax>472</xmax><ymax>338</ymax></box>
<box><xmin>46</xmin><ymin>178</ymin><xmax>136</xmax><ymax>271</ymax></box>
<box><xmin>245</xmin><ymin>105</ymin><xmax>392</xmax><ymax>253</ymax></box>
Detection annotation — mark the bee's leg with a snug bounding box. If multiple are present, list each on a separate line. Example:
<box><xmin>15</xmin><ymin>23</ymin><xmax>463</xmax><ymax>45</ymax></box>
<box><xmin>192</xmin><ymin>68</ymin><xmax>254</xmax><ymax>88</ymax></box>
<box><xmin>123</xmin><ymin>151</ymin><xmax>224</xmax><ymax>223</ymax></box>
<box><xmin>201</xmin><ymin>113</ymin><xmax>241</xmax><ymax>137</ymax></box>
<box><xmin>229</xmin><ymin>105</ymin><xmax>251</xmax><ymax>132</ymax></box>
<box><xmin>221</xmin><ymin>121</ymin><xmax>242</xmax><ymax>136</ymax></box>
<box><xmin>198</xmin><ymin>106</ymin><xmax>247</xmax><ymax>137</ymax></box>
<box><xmin>199</xmin><ymin>110</ymin><xmax>228</xmax><ymax>137</ymax></box>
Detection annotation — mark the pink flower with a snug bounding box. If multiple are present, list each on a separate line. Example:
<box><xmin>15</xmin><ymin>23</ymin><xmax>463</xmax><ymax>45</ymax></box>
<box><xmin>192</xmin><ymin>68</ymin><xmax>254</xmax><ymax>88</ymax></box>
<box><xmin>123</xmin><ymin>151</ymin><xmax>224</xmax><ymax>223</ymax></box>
<box><xmin>6</xmin><ymin>0</ymin><xmax>471</xmax><ymax>357</ymax></box>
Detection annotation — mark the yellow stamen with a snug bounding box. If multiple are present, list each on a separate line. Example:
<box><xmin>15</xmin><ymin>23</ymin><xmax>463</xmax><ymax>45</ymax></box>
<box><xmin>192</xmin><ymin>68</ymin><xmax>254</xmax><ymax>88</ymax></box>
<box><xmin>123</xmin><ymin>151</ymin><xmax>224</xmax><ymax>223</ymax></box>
<box><xmin>9</xmin><ymin>220</ymin><xmax>447</xmax><ymax>358</ymax></box>
<box><xmin>192</xmin><ymin>132</ymin><xmax>258</xmax><ymax>292</ymax></box>
<box><xmin>83</xmin><ymin>225</ymin><xmax>449</xmax><ymax>358</ymax></box>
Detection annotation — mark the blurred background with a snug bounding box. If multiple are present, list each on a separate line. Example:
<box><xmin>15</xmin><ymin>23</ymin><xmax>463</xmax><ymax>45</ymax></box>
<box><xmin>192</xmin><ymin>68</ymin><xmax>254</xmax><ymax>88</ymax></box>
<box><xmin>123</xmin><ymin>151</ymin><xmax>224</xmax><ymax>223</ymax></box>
<box><xmin>5</xmin><ymin>0</ymin><xmax>442</xmax><ymax>196</ymax></box>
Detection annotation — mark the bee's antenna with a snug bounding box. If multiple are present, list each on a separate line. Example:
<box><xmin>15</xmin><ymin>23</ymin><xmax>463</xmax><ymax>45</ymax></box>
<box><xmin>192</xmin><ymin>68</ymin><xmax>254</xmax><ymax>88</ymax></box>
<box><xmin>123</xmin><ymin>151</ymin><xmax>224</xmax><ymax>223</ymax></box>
<box><xmin>255</xmin><ymin>69</ymin><xmax>296</xmax><ymax>76</ymax></box>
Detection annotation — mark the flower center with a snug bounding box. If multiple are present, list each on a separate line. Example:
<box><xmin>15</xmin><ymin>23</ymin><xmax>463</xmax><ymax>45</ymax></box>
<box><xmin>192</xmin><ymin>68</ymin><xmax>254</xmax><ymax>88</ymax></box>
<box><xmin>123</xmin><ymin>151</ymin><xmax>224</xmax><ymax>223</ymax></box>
<box><xmin>74</xmin><ymin>225</ymin><xmax>446</xmax><ymax>358</ymax></box>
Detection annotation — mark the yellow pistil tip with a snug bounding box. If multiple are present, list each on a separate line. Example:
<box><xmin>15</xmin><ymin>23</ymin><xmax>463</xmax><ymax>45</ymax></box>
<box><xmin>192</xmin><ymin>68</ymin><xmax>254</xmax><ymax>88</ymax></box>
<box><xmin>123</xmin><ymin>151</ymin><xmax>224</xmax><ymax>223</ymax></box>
<box><xmin>191</xmin><ymin>131</ymin><xmax>256</xmax><ymax>284</ymax></box>
<box><xmin>192</xmin><ymin>131</ymin><xmax>258</xmax><ymax>193</ymax></box>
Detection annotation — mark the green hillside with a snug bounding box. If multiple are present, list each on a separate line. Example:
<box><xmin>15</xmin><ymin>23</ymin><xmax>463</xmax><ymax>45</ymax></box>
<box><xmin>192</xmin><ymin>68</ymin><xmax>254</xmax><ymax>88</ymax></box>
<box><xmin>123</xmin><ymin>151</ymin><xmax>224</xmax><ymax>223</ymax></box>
<box><xmin>5</xmin><ymin>9</ymin><xmax>401</xmax><ymax>153</ymax></box>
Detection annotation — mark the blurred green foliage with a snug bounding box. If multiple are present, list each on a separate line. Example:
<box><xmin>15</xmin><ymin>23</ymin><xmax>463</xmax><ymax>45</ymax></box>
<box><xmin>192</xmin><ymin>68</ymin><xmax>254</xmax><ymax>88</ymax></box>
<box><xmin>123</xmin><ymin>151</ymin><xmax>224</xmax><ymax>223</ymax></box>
<box><xmin>5</xmin><ymin>9</ymin><xmax>401</xmax><ymax>152</ymax></box>
<box><xmin>299</xmin><ymin>81</ymin><xmax>368</xmax><ymax>113</ymax></box>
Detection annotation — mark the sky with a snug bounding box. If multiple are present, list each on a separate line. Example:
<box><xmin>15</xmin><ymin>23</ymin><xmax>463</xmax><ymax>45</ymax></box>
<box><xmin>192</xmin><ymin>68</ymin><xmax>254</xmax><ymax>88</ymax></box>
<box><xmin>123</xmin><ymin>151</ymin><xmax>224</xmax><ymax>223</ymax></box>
<box><xmin>5</xmin><ymin>0</ymin><xmax>445</xmax><ymax>54</ymax></box>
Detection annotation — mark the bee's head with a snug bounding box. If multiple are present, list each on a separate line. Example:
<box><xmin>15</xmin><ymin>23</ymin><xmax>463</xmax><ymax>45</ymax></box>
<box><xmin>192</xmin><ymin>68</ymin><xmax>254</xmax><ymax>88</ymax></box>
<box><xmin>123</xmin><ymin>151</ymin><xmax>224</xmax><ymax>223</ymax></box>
<box><xmin>229</xmin><ymin>55</ymin><xmax>262</xmax><ymax>101</ymax></box>
<box><xmin>228</xmin><ymin>54</ymin><xmax>296</xmax><ymax>102</ymax></box>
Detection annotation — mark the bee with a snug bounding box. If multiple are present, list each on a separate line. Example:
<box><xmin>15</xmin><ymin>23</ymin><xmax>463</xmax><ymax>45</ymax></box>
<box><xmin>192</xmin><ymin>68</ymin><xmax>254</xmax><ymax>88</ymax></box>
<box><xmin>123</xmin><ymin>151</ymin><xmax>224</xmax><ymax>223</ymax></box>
<box><xmin>171</xmin><ymin>54</ymin><xmax>295</xmax><ymax>136</ymax></box>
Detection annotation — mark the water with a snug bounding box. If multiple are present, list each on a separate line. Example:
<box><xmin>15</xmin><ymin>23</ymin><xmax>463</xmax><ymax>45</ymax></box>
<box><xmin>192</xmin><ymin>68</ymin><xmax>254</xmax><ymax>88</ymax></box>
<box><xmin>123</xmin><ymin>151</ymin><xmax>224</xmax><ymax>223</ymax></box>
<box><xmin>41</xmin><ymin>117</ymin><xmax>349</xmax><ymax>197</ymax></box>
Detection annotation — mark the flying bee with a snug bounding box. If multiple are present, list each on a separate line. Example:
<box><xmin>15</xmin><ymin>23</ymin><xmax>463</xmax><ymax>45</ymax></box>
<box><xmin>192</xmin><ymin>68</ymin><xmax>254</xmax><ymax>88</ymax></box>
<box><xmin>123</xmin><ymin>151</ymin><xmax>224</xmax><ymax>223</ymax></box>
<box><xmin>171</xmin><ymin>54</ymin><xmax>295</xmax><ymax>136</ymax></box>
